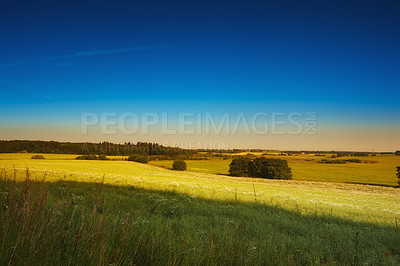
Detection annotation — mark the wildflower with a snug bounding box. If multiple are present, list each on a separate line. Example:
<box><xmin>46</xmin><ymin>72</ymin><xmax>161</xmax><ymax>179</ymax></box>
<box><xmin>385</xmin><ymin>253</ymin><xmax>388</xmax><ymax>257</ymax></box>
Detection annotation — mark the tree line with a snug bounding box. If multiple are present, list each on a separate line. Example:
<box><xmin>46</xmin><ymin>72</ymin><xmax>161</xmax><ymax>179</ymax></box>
<box><xmin>0</xmin><ymin>140</ymin><xmax>194</xmax><ymax>157</ymax></box>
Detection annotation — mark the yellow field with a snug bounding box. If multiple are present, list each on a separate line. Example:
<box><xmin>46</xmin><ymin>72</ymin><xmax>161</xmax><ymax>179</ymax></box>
<box><xmin>150</xmin><ymin>154</ymin><xmax>400</xmax><ymax>186</ymax></box>
<box><xmin>0</xmin><ymin>153</ymin><xmax>399</xmax><ymax>226</ymax></box>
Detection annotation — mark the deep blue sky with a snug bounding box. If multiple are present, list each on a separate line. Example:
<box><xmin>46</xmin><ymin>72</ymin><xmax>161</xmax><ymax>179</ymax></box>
<box><xmin>0</xmin><ymin>0</ymin><xmax>399</xmax><ymax>150</ymax></box>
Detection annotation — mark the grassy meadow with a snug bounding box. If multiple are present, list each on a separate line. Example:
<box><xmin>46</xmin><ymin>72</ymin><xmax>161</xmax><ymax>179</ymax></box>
<box><xmin>0</xmin><ymin>153</ymin><xmax>399</xmax><ymax>264</ymax></box>
<box><xmin>149</xmin><ymin>154</ymin><xmax>400</xmax><ymax>186</ymax></box>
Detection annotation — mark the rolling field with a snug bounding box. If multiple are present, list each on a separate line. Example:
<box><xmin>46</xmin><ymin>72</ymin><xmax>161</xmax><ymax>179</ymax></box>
<box><xmin>0</xmin><ymin>154</ymin><xmax>399</xmax><ymax>226</ymax></box>
<box><xmin>1</xmin><ymin>153</ymin><xmax>399</xmax><ymax>264</ymax></box>
<box><xmin>149</xmin><ymin>155</ymin><xmax>400</xmax><ymax>186</ymax></box>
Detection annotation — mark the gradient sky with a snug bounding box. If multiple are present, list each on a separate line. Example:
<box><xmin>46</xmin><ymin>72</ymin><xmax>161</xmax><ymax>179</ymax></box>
<box><xmin>0</xmin><ymin>0</ymin><xmax>399</xmax><ymax>151</ymax></box>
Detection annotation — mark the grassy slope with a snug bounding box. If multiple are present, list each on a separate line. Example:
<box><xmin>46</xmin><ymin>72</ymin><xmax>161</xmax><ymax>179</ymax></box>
<box><xmin>1</xmin><ymin>154</ymin><xmax>400</xmax><ymax>264</ymax></box>
<box><xmin>0</xmin><ymin>157</ymin><xmax>399</xmax><ymax>226</ymax></box>
<box><xmin>0</xmin><ymin>178</ymin><xmax>399</xmax><ymax>265</ymax></box>
<box><xmin>149</xmin><ymin>155</ymin><xmax>400</xmax><ymax>186</ymax></box>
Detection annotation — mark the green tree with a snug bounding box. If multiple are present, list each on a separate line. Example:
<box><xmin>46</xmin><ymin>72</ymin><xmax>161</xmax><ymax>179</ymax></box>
<box><xmin>172</xmin><ymin>160</ymin><xmax>186</xmax><ymax>171</ymax></box>
<box><xmin>229</xmin><ymin>157</ymin><xmax>251</xmax><ymax>177</ymax></box>
<box><xmin>248</xmin><ymin>157</ymin><xmax>292</xmax><ymax>180</ymax></box>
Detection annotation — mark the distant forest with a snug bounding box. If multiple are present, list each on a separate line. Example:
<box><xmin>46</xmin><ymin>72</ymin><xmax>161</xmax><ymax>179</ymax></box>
<box><xmin>0</xmin><ymin>140</ymin><xmax>395</xmax><ymax>158</ymax></box>
<box><xmin>0</xmin><ymin>140</ymin><xmax>195</xmax><ymax>157</ymax></box>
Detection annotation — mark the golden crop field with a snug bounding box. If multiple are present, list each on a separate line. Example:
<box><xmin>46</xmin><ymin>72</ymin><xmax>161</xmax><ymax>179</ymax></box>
<box><xmin>150</xmin><ymin>154</ymin><xmax>400</xmax><ymax>186</ymax></box>
<box><xmin>1</xmin><ymin>153</ymin><xmax>399</xmax><ymax>226</ymax></box>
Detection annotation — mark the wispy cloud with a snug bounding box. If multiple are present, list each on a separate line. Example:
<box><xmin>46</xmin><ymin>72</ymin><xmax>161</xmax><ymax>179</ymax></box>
<box><xmin>49</xmin><ymin>45</ymin><xmax>170</xmax><ymax>60</ymax></box>
<box><xmin>0</xmin><ymin>44</ymin><xmax>170</xmax><ymax>68</ymax></box>
<box><xmin>53</xmin><ymin>62</ymin><xmax>73</xmax><ymax>66</ymax></box>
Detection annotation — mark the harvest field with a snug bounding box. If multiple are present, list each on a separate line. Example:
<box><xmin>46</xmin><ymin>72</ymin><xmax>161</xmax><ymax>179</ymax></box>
<box><xmin>5</xmin><ymin>153</ymin><xmax>397</xmax><ymax>187</ymax></box>
<box><xmin>0</xmin><ymin>154</ymin><xmax>399</xmax><ymax>225</ymax></box>
<box><xmin>149</xmin><ymin>154</ymin><xmax>400</xmax><ymax>186</ymax></box>
<box><xmin>1</xmin><ymin>153</ymin><xmax>399</xmax><ymax>264</ymax></box>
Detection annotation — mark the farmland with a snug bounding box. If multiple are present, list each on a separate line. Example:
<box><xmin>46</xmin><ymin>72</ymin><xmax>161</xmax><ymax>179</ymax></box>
<box><xmin>150</xmin><ymin>154</ymin><xmax>399</xmax><ymax>186</ymax></box>
<box><xmin>0</xmin><ymin>154</ymin><xmax>399</xmax><ymax>225</ymax></box>
<box><xmin>0</xmin><ymin>153</ymin><xmax>399</xmax><ymax>264</ymax></box>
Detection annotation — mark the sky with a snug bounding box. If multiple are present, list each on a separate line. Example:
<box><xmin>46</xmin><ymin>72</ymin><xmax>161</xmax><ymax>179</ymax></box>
<box><xmin>0</xmin><ymin>0</ymin><xmax>399</xmax><ymax>151</ymax></box>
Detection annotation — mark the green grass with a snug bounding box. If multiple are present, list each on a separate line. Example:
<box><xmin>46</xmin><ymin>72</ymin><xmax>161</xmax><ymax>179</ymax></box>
<box><xmin>149</xmin><ymin>155</ymin><xmax>400</xmax><ymax>186</ymax></box>
<box><xmin>1</xmin><ymin>176</ymin><xmax>399</xmax><ymax>265</ymax></box>
<box><xmin>0</xmin><ymin>155</ymin><xmax>399</xmax><ymax>226</ymax></box>
<box><xmin>0</xmin><ymin>153</ymin><xmax>399</xmax><ymax>264</ymax></box>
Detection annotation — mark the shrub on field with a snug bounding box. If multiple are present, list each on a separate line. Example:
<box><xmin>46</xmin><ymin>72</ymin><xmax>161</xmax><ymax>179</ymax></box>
<box><xmin>345</xmin><ymin>159</ymin><xmax>362</xmax><ymax>163</ymax></box>
<box><xmin>127</xmin><ymin>154</ymin><xmax>149</xmax><ymax>164</ymax></box>
<box><xmin>320</xmin><ymin>159</ymin><xmax>361</xmax><ymax>164</ymax></box>
<box><xmin>319</xmin><ymin>159</ymin><xmax>347</xmax><ymax>164</ymax></box>
<box><xmin>76</xmin><ymin>155</ymin><xmax>98</xmax><ymax>160</ymax></box>
<box><xmin>172</xmin><ymin>160</ymin><xmax>186</xmax><ymax>171</ymax></box>
<box><xmin>395</xmin><ymin>150</ymin><xmax>400</xmax><ymax>156</ymax></box>
<box><xmin>229</xmin><ymin>157</ymin><xmax>251</xmax><ymax>177</ymax></box>
<box><xmin>397</xmin><ymin>166</ymin><xmax>400</xmax><ymax>185</ymax></box>
<box><xmin>248</xmin><ymin>157</ymin><xmax>292</xmax><ymax>180</ymax></box>
<box><xmin>97</xmin><ymin>155</ymin><xmax>109</xmax><ymax>160</ymax></box>
<box><xmin>76</xmin><ymin>155</ymin><xmax>109</xmax><ymax>160</ymax></box>
<box><xmin>31</xmin><ymin>155</ymin><xmax>45</xmax><ymax>159</ymax></box>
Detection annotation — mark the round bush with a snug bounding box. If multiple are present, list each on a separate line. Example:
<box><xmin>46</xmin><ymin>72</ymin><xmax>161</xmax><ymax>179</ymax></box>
<box><xmin>31</xmin><ymin>155</ymin><xmax>45</xmax><ymax>159</ymax></box>
<box><xmin>172</xmin><ymin>160</ymin><xmax>186</xmax><ymax>171</ymax></box>
<box><xmin>98</xmin><ymin>155</ymin><xmax>109</xmax><ymax>160</ymax></box>
<box><xmin>249</xmin><ymin>157</ymin><xmax>292</xmax><ymax>180</ymax></box>
<box><xmin>229</xmin><ymin>157</ymin><xmax>251</xmax><ymax>177</ymax></box>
